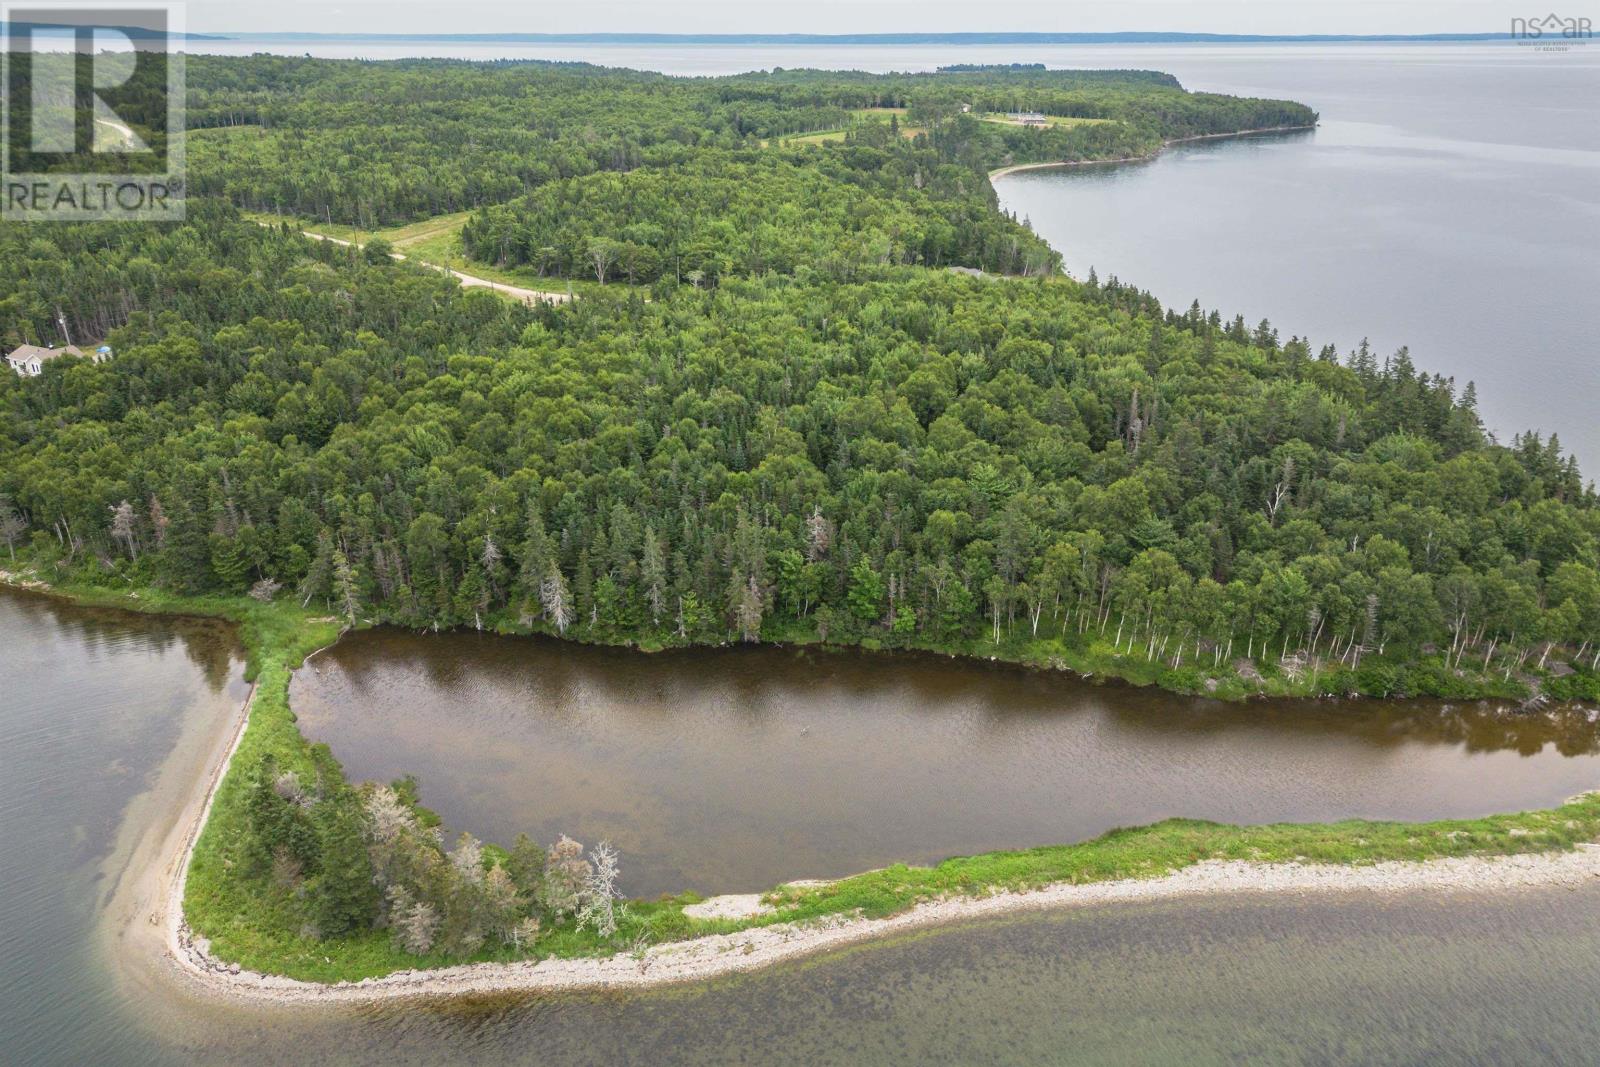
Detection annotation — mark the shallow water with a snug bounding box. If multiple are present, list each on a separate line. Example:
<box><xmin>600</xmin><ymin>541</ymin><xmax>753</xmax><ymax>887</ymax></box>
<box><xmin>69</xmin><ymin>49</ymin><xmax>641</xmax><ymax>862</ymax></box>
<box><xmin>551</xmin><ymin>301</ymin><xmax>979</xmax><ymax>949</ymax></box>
<box><xmin>106</xmin><ymin>882</ymin><xmax>1600</xmax><ymax>1066</ymax></box>
<box><xmin>0</xmin><ymin>590</ymin><xmax>246</xmax><ymax>1066</ymax></box>
<box><xmin>9</xmin><ymin>589</ymin><xmax>1600</xmax><ymax>1064</ymax></box>
<box><xmin>291</xmin><ymin>626</ymin><xmax>1600</xmax><ymax>898</ymax></box>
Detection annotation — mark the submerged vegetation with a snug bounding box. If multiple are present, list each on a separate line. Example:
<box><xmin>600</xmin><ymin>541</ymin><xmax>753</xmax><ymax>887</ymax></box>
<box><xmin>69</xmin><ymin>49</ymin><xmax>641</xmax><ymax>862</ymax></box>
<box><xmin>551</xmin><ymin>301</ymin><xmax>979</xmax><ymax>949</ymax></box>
<box><xmin>1</xmin><ymin>55</ymin><xmax>1597</xmax><ymax>976</ymax></box>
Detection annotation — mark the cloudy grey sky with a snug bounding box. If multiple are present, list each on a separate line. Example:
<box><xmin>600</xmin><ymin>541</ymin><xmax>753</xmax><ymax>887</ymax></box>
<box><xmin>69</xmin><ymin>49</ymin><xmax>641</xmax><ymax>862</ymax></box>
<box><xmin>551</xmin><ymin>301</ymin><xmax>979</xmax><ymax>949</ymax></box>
<box><xmin>187</xmin><ymin>1</ymin><xmax>1557</xmax><ymax>37</ymax></box>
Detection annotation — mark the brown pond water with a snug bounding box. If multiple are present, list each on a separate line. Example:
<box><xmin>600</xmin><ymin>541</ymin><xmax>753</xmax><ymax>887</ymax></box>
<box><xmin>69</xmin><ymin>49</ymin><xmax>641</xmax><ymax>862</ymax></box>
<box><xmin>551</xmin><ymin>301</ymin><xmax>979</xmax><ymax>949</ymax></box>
<box><xmin>10</xmin><ymin>587</ymin><xmax>1600</xmax><ymax>1066</ymax></box>
<box><xmin>290</xmin><ymin>628</ymin><xmax>1600</xmax><ymax>898</ymax></box>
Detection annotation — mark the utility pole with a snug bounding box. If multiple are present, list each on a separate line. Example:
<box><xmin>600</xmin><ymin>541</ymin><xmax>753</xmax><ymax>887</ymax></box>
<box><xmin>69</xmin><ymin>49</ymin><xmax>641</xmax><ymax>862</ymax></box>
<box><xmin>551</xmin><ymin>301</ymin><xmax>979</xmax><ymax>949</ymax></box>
<box><xmin>56</xmin><ymin>308</ymin><xmax>72</xmax><ymax>347</ymax></box>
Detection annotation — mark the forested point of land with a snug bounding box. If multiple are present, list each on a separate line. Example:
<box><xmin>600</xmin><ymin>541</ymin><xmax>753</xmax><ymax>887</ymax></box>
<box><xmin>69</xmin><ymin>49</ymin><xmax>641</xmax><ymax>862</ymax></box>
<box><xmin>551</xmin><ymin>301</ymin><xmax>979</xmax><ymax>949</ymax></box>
<box><xmin>4</xmin><ymin>58</ymin><xmax>1596</xmax><ymax>699</ymax></box>
<box><xmin>2</xmin><ymin>56</ymin><xmax>1598</xmax><ymax>969</ymax></box>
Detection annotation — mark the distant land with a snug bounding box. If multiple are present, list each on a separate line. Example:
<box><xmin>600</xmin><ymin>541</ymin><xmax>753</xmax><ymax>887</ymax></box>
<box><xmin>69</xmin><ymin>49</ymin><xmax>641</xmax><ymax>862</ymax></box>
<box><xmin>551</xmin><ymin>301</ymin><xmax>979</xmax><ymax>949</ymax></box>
<box><xmin>207</xmin><ymin>31</ymin><xmax>1517</xmax><ymax>45</ymax></box>
<box><xmin>0</xmin><ymin>21</ymin><xmax>228</xmax><ymax>40</ymax></box>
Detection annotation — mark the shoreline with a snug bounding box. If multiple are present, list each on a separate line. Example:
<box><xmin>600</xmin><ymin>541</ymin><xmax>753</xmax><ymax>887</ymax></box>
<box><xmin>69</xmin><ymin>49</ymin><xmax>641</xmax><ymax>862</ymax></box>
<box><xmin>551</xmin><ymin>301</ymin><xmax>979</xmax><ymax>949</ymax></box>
<box><xmin>987</xmin><ymin>123</ymin><xmax>1317</xmax><ymax>180</ymax></box>
<box><xmin>164</xmin><ymin>841</ymin><xmax>1600</xmax><ymax>1004</ymax></box>
<box><xmin>5</xmin><ymin>573</ymin><xmax>1597</xmax><ymax>1005</ymax></box>
<box><xmin>11</xmin><ymin>564</ymin><xmax>1538</xmax><ymax>713</ymax></box>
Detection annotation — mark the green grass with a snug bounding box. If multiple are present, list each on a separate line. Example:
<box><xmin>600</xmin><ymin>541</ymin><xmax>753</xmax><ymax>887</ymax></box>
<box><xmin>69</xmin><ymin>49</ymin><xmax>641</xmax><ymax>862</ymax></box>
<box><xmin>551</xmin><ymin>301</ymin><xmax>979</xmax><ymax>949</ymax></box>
<box><xmin>977</xmin><ymin>112</ymin><xmax>1119</xmax><ymax>130</ymax></box>
<box><xmin>5</xmin><ymin>566</ymin><xmax>1595</xmax><ymax>985</ymax></box>
<box><xmin>0</xmin><ymin>573</ymin><xmax>331</xmax><ymax>679</ymax></box>
<box><xmin>766</xmin><ymin>795</ymin><xmax>1600</xmax><ymax>923</ymax></box>
<box><xmin>783</xmin><ymin>128</ymin><xmax>850</xmax><ymax>146</ymax></box>
<box><xmin>761</xmin><ymin>109</ymin><xmax>926</xmax><ymax>148</ymax></box>
<box><xmin>247</xmin><ymin>209</ymin><xmax>625</xmax><ymax>300</ymax></box>
<box><xmin>397</xmin><ymin>223</ymin><xmax>616</xmax><ymax>299</ymax></box>
<box><xmin>243</xmin><ymin>210</ymin><xmax>474</xmax><ymax>252</ymax></box>
<box><xmin>179</xmin><ymin>604</ymin><xmax>346</xmax><ymax>976</ymax></box>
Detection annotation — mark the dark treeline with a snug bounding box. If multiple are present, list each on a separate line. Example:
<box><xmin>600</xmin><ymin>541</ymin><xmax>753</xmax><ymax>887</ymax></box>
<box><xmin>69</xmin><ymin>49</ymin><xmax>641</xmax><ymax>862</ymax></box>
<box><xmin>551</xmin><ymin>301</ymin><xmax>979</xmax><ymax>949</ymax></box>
<box><xmin>2</xmin><ymin>56</ymin><xmax>1593</xmax><ymax>710</ymax></box>
<box><xmin>2</xmin><ymin>204</ymin><xmax>1595</xmax><ymax>702</ymax></box>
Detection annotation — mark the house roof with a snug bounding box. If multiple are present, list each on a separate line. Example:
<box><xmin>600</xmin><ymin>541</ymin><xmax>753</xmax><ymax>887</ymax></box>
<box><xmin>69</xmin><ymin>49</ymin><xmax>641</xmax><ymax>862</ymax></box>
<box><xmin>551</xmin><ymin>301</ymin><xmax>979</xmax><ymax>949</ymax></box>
<box><xmin>7</xmin><ymin>344</ymin><xmax>83</xmax><ymax>364</ymax></box>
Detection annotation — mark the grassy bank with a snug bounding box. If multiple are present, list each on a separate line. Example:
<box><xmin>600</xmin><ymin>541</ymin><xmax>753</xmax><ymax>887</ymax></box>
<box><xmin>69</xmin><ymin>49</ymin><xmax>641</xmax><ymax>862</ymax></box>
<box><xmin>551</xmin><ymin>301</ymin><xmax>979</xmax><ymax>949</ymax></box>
<box><xmin>767</xmin><ymin>795</ymin><xmax>1600</xmax><ymax>924</ymax></box>
<box><xmin>5</xmin><ymin>567</ymin><xmax>1598</xmax><ymax>985</ymax></box>
<box><xmin>16</xmin><ymin>561</ymin><xmax>1534</xmax><ymax>705</ymax></box>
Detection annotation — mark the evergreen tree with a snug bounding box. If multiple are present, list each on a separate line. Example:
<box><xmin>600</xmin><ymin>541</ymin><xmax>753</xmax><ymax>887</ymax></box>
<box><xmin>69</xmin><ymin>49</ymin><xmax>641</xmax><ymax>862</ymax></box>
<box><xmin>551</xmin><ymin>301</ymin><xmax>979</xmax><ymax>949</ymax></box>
<box><xmin>313</xmin><ymin>794</ymin><xmax>380</xmax><ymax>937</ymax></box>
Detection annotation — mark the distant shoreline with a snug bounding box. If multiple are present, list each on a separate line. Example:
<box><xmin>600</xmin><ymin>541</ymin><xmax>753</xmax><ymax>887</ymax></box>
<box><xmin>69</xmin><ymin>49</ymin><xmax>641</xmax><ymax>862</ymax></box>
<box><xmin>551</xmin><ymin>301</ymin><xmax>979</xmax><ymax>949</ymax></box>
<box><xmin>201</xmin><ymin>32</ymin><xmax>1520</xmax><ymax>46</ymax></box>
<box><xmin>987</xmin><ymin>123</ymin><xmax>1318</xmax><ymax>180</ymax></box>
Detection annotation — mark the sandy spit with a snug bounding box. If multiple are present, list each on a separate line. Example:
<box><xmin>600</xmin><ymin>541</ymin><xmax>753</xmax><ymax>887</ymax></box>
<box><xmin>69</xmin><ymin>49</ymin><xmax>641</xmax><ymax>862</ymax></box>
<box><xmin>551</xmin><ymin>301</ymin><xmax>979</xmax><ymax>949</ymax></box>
<box><xmin>6</xmin><ymin>571</ymin><xmax>1600</xmax><ymax>1006</ymax></box>
<box><xmin>163</xmin><ymin>752</ymin><xmax>1600</xmax><ymax>1008</ymax></box>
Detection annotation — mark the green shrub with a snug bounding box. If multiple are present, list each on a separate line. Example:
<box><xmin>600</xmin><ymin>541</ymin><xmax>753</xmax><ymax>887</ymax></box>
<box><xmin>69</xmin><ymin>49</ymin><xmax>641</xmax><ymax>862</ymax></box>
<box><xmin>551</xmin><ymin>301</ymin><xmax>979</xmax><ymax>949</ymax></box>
<box><xmin>1356</xmin><ymin>662</ymin><xmax>1403</xmax><ymax>697</ymax></box>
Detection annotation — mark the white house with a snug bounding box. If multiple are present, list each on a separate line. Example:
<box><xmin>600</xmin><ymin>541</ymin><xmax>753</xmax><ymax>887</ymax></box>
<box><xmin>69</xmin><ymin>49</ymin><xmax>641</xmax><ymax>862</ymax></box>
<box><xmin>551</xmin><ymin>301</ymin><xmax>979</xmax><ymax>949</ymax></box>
<box><xmin>6</xmin><ymin>343</ymin><xmax>111</xmax><ymax>377</ymax></box>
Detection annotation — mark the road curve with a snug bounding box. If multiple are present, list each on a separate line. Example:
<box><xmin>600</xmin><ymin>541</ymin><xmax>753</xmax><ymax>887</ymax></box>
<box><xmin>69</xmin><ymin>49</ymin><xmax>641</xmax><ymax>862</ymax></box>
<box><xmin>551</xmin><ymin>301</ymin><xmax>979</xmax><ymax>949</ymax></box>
<box><xmin>268</xmin><ymin>224</ymin><xmax>575</xmax><ymax>305</ymax></box>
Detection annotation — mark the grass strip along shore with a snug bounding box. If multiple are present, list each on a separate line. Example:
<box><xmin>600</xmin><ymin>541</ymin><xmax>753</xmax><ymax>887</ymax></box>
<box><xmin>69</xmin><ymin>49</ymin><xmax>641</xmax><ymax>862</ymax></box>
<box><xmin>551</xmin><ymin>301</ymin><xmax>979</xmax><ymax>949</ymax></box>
<box><xmin>7</xmin><ymin>571</ymin><xmax>1600</xmax><ymax>992</ymax></box>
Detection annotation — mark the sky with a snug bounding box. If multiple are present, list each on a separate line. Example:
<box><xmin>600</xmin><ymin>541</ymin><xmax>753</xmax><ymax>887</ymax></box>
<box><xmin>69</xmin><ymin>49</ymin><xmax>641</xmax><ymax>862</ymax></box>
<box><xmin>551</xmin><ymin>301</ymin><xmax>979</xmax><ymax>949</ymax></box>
<box><xmin>183</xmin><ymin>1</ymin><xmax>1559</xmax><ymax>37</ymax></box>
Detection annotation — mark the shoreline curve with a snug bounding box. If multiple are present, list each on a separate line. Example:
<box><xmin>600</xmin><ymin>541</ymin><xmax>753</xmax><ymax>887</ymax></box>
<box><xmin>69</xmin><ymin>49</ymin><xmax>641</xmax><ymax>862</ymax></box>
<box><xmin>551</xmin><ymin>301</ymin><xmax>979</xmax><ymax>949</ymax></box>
<box><xmin>0</xmin><ymin>572</ymin><xmax>1587</xmax><ymax>1004</ymax></box>
<box><xmin>987</xmin><ymin>123</ymin><xmax>1317</xmax><ymax>180</ymax></box>
<box><xmin>9</xmin><ymin>571</ymin><xmax>1598</xmax><ymax>1006</ymax></box>
<box><xmin>157</xmin><ymin>665</ymin><xmax>1600</xmax><ymax>1005</ymax></box>
<box><xmin>168</xmin><ymin>841</ymin><xmax>1600</xmax><ymax>1004</ymax></box>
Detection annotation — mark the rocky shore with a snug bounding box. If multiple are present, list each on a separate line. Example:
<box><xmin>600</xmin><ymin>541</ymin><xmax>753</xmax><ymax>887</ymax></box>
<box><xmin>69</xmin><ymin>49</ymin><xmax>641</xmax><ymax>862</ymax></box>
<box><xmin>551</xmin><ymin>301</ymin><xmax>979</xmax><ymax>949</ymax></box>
<box><xmin>165</xmin><ymin>833</ymin><xmax>1600</xmax><ymax>1003</ymax></box>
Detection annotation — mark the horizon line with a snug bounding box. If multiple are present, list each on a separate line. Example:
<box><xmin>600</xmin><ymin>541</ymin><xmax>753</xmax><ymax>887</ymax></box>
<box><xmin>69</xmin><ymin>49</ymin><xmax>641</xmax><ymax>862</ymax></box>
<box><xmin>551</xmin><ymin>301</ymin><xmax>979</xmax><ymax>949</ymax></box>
<box><xmin>195</xmin><ymin>30</ymin><xmax>1520</xmax><ymax>45</ymax></box>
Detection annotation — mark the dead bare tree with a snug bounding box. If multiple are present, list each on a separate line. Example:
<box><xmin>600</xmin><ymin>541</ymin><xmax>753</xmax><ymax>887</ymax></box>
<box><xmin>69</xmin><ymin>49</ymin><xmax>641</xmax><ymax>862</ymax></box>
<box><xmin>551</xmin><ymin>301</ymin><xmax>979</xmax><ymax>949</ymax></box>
<box><xmin>577</xmin><ymin>842</ymin><xmax>624</xmax><ymax>939</ymax></box>
<box><xmin>109</xmin><ymin>500</ymin><xmax>138</xmax><ymax>561</ymax></box>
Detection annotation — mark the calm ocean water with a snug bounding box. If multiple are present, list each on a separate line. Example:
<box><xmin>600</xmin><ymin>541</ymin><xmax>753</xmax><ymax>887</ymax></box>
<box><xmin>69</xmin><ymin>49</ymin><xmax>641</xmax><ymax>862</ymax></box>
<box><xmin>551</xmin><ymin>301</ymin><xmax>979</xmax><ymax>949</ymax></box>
<box><xmin>992</xmin><ymin>45</ymin><xmax>1600</xmax><ymax>474</ymax></box>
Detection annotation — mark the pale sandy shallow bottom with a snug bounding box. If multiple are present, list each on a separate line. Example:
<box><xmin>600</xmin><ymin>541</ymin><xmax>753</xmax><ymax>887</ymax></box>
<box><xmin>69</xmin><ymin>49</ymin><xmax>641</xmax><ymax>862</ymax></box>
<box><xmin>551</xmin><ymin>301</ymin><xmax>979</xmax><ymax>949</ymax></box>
<box><xmin>150</xmin><ymin>664</ymin><xmax>1600</xmax><ymax>1005</ymax></box>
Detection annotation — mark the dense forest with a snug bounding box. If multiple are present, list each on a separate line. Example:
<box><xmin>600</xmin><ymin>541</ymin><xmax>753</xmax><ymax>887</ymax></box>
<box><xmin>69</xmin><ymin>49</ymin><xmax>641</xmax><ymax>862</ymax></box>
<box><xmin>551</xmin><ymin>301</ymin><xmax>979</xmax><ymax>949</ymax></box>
<box><xmin>2</xmin><ymin>206</ymin><xmax>1595</xmax><ymax>705</ymax></box>
<box><xmin>184</xmin><ymin>59</ymin><xmax>1311</xmax><ymax>228</ymax></box>
<box><xmin>3</xmin><ymin>60</ymin><xmax>1594</xmax><ymax>706</ymax></box>
<box><xmin>2</xmin><ymin>55</ymin><xmax>1597</xmax><ymax>963</ymax></box>
<box><xmin>458</xmin><ymin>146</ymin><xmax>1063</xmax><ymax>283</ymax></box>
